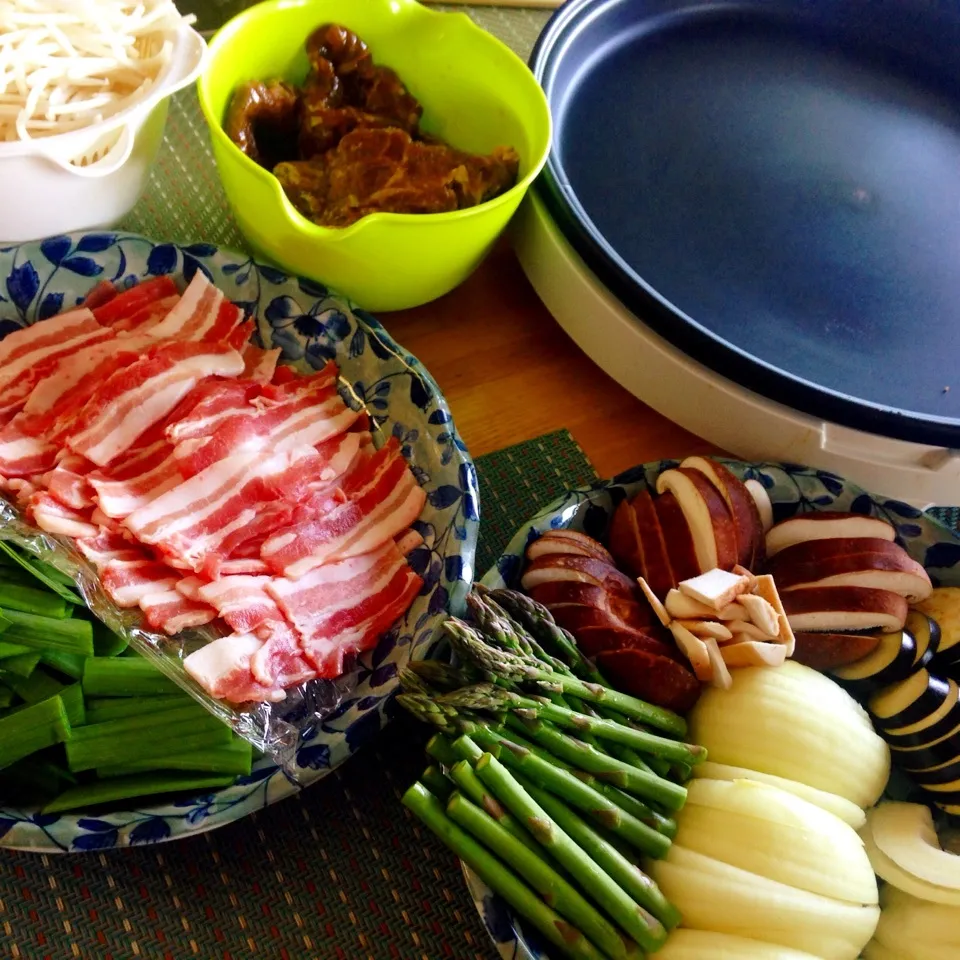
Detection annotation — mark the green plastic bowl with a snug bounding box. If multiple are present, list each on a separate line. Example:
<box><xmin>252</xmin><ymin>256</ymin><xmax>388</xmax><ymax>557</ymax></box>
<box><xmin>197</xmin><ymin>0</ymin><xmax>551</xmax><ymax>312</ymax></box>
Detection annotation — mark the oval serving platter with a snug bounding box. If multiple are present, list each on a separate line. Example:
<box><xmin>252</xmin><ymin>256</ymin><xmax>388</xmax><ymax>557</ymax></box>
<box><xmin>0</xmin><ymin>232</ymin><xmax>479</xmax><ymax>852</ymax></box>
<box><xmin>466</xmin><ymin>457</ymin><xmax>960</xmax><ymax>959</ymax></box>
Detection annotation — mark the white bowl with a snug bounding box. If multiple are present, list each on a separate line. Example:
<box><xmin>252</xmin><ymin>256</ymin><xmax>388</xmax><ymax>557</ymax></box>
<box><xmin>0</xmin><ymin>25</ymin><xmax>207</xmax><ymax>244</ymax></box>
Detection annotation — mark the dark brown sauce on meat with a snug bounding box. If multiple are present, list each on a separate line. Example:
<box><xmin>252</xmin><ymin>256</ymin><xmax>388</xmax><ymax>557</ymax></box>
<box><xmin>223</xmin><ymin>23</ymin><xmax>520</xmax><ymax>228</ymax></box>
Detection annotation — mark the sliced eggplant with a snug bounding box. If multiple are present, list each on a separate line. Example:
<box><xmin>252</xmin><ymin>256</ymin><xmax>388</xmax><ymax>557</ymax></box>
<box><xmin>932</xmin><ymin>621</ymin><xmax>960</xmax><ymax>673</ymax></box>
<box><xmin>871</xmin><ymin>671</ymin><xmax>955</xmax><ymax>733</ymax></box>
<box><xmin>830</xmin><ymin>628</ymin><xmax>917</xmax><ymax>696</ymax></box>
<box><xmin>892</xmin><ymin>722</ymin><xmax>960</xmax><ymax>771</ymax></box>
<box><xmin>906</xmin><ymin>610</ymin><xmax>941</xmax><ymax>669</ymax></box>
<box><xmin>920</xmin><ymin>777</ymin><xmax>960</xmax><ymax>805</ymax></box>
<box><xmin>912</xmin><ymin>755</ymin><xmax>960</xmax><ymax>787</ymax></box>
<box><xmin>936</xmin><ymin>801</ymin><xmax>960</xmax><ymax>817</ymax></box>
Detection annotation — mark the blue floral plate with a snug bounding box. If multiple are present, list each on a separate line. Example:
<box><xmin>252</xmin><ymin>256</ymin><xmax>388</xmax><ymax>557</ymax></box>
<box><xmin>467</xmin><ymin>458</ymin><xmax>960</xmax><ymax>959</ymax></box>
<box><xmin>0</xmin><ymin>232</ymin><xmax>479</xmax><ymax>852</ymax></box>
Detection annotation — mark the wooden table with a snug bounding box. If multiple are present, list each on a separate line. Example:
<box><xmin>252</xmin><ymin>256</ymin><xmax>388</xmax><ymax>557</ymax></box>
<box><xmin>383</xmin><ymin>239</ymin><xmax>718</xmax><ymax>477</ymax></box>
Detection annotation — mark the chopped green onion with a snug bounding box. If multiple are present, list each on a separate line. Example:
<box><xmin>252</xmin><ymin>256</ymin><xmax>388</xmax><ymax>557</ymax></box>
<box><xmin>66</xmin><ymin>724</ymin><xmax>233</xmax><ymax>773</ymax></box>
<box><xmin>85</xmin><ymin>694</ymin><xmax>198</xmax><ymax>724</ymax></box>
<box><xmin>97</xmin><ymin>739</ymin><xmax>253</xmax><ymax>778</ymax></box>
<box><xmin>0</xmin><ymin>652</ymin><xmax>40</xmax><ymax>677</ymax></box>
<box><xmin>0</xmin><ymin>583</ymin><xmax>68</xmax><ymax>618</ymax></box>
<box><xmin>42</xmin><ymin>772</ymin><xmax>236</xmax><ymax>813</ymax></box>
<box><xmin>0</xmin><ymin>640</ymin><xmax>30</xmax><ymax>659</ymax></box>
<box><xmin>82</xmin><ymin>658</ymin><xmax>179</xmax><ymax>697</ymax></box>
<box><xmin>39</xmin><ymin>650</ymin><xmax>87</xmax><ymax>680</ymax></box>
<box><xmin>1</xmin><ymin>666</ymin><xmax>62</xmax><ymax>703</ymax></box>
<box><xmin>2</xmin><ymin>609</ymin><xmax>94</xmax><ymax>656</ymax></box>
<box><xmin>92</xmin><ymin>622</ymin><xmax>128</xmax><ymax>658</ymax></box>
<box><xmin>0</xmin><ymin>695</ymin><xmax>70</xmax><ymax>769</ymax></box>
<box><xmin>0</xmin><ymin>542</ymin><xmax>82</xmax><ymax>605</ymax></box>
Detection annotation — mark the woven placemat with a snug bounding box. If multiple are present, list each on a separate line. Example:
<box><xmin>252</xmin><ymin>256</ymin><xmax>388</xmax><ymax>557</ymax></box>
<box><xmin>0</xmin><ymin>430</ymin><xmax>595</xmax><ymax>960</ymax></box>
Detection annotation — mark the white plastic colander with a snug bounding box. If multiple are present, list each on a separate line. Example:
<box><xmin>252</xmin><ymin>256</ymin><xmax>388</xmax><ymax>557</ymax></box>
<box><xmin>0</xmin><ymin>23</ymin><xmax>207</xmax><ymax>243</ymax></box>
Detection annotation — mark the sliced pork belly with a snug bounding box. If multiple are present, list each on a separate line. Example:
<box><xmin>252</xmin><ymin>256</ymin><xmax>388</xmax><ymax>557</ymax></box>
<box><xmin>183</xmin><ymin>633</ymin><xmax>290</xmax><ymax>704</ymax></box>
<box><xmin>195</xmin><ymin>575</ymin><xmax>285</xmax><ymax>635</ymax></box>
<box><xmin>92</xmin><ymin>276</ymin><xmax>178</xmax><ymax>326</ymax></box>
<box><xmin>242</xmin><ymin>343</ymin><xmax>282</xmax><ymax>383</ymax></box>
<box><xmin>139</xmin><ymin>588</ymin><xmax>218</xmax><ymax>635</ymax></box>
<box><xmin>101</xmin><ymin>556</ymin><xmax>179</xmax><ymax>608</ymax></box>
<box><xmin>262</xmin><ymin>438</ymin><xmax>426</xmax><ymax>578</ymax></box>
<box><xmin>26</xmin><ymin>491</ymin><xmax>98</xmax><ymax>538</ymax></box>
<box><xmin>141</xmin><ymin>272</ymin><xmax>224</xmax><ymax>341</ymax></box>
<box><xmin>66</xmin><ymin>342</ymin><xmax>245</xmax><ymax>466</ymax></box>
<box><xmin>0</xmin><ymin>311</ymin><xmax>114</xmax><ymax>418</ymax></box>
<box><xmin>266</xmin><ymin>540</ymin><xmax>423</xmax><ymax>675</ymax></box>
<box><xmin>75</xmin><ymin>530</ymin><xmax>143</xmax><ymax>571</ymax></box>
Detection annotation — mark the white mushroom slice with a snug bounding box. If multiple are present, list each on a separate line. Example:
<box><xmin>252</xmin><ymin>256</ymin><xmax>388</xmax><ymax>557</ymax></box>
<box><xmin>739</xmin><ymin>593</ymin><xmax>781</xmax><ymax>637</ymax></box>
<box><xmin>638</xmin><ymin>576</ymin><xmax>671</xmax><ymax>627</ymax></box>
<box><xmin>754</xmin><ymin>574</ymin><xmax>796</xmax><ymax>656</ymax></box>
<box><xmin>679</xmin><ymin>568</ymin><xmax>753</xmax><ymax>610</ymax></box>
<box><xmin>728</xmin><ymin>619</ymin><xmax>778</xmax><ymax>641</ymax></box>
<box><xmin>720</xmin><ymin>640</ymin><xmax>788</xmax><ymax>668</ymax></box>
<box><xmin>665</xmin><ymin>588</ymin><xmax>716</xmax><ymax>620</ymax></box>
<box><xmin>675</xmin><ymin>619</ymin><xmax>734</xmax><ymax>641</ymax></box>
<box><xmin>704</xmin><ymin>637</ymin><xmax>733</xmax><ymax>689</ymax></box>
<box><xmin>669</xmin><ymin>621</ymin><xmax>713</xmax><ymax>682</ymax></box>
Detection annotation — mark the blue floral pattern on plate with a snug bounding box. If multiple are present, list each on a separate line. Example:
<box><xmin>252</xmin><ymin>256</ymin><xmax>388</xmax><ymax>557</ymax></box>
<box><xmin>466</xmin><ymin>458</ymin><xmax>960</xmax><ymax>959</ymax></box>
<box><xmin>0</xmin><ymin>232</ymin><xmax>478</xmax><ymax>852</ymax></box>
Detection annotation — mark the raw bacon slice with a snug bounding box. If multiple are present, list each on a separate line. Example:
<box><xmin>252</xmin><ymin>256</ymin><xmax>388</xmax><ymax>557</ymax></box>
<box><xmin>174</xmin><ymin>576</ymin><xmax>208</xmax><ymax>602</ymax></box>
<box><xmin>183</xmin><ymin>633</ymin><xmax>288</xmax><ymax>704</ymax></box>
<box><xmin>164</xmin><ymin>380</ymin><xmax>260</xmax><ymax>445</ymax></box>
<box><xmin>266</xmin><ymin>541</ymin><xmax>422</xmax><ymax>674</ymax></box>
<box><xmin>26</xmin><ymin>492</ymin><xmax>98</xmax><ymax>538</ymax></box>
<box><xmin>75</xmin><ymin>530</ymin><xmax>142</xmax><ymax>571</ymax></box>
<box><xmin>44</xmin><ymin>456</ymin><xmax>95</xmax><ymax>510</ymax></box>
<box><xmin>0</xmin><ymin>429</ymin><xmax>56</xmax><ymax>478</ymax></box>
<box><xmin>139</xmin><ymin>589</ymin><xmax>218</xmax><ymax>635</ymax></box>
<box><xmin>126</xmin><ymin>440</ymin><xmax>356</xmax><ymax>574</ymax></box>
<box><xmin>92</xmin><ymin>277</ymin><xmax>178</xmax><ymax>326</ymax></box>
<box><xmin>66</xmin><ymin>342</ymin><xmax>245</xmax><ymax>466</ymax></box>
<box><xmin>112</xmin><ymin>294</ymin><xmax>180</xmax><ymax>334</ymax></box>
<box><xmin>81</xmin><ymin>280</ymin><xmax>119</xmax><ymax>310</ymax></box>
<box><xmin>242</xmin><ymin>343</ymin><xmax>282</xmax><ymax>383</ymax></box>
<box><xmin>261</xmin><ymin>438</ymin><xmax>426</xmax><ymax>577</ymax></box>
<box><xmin>101</xmin><ymin>557</ymin><xmax>179</xmax><ymax>608</ymax></box>
<box><xmin>88</xmin><ymin>445</ymin><xmax>182</xmax><ymax>519</ymax></box>
<box><xmin>196</xmin><ymin>575</ymin><xmax>284</xmax><ymax>634</ymax></box>
<box><xmin>0</xmin><ymin>310</ymin><xmax>113</xmax><ymax>416</ymax></box>
<box><xmin>144</xmin><ymin>272</ymin><xmax>224</xmax><ymax>341</ymax></box>
<box><xmin>248</xmin><ymin>620</ymin><xmax>314</xmax><ymax>688</ymax></box>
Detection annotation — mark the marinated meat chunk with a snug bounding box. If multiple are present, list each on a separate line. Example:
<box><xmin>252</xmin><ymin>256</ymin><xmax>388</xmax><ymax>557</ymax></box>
<box><xmin>224</xmin><ymin>22</ymin><xmax>517</xmax><ymax>227</ymax></box>
<box><xmin>276</xmin><ymin>127</ymin><xmax>520</xmax><ymax>227</ymax></box>
<box><xmin>224</xmin><ymin>79</ymin><xmax>300</xmax><ymax>168</ymax></box>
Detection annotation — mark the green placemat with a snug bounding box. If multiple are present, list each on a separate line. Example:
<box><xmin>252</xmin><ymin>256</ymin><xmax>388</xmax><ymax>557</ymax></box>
<box><xmin>0</xmin><ymin>430</ymin><xmax>594</xmax><ymax>960</ymax></box>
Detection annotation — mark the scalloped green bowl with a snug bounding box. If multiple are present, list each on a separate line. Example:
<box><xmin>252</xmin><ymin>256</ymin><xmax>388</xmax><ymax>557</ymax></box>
<box><xmin>197</xmin><ymin>0</ymin><xmax>551</xmax><ymax>311</ymax></box>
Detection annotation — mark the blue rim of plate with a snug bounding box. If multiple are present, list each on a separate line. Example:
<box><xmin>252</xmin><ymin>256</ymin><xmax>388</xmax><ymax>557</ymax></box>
<box><xmin>0</xmin><ymin>232</ymin><xmax>479</xmax><ymax>852</ymax></box>
<box><xmin>468</xmin><ymin>456</ymin><xmax>960</xmax><ymax>959</ymax></box>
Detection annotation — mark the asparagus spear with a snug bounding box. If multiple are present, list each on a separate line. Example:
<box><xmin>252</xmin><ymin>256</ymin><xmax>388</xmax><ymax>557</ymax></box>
<box><xmin>398</xmin><ymin>695</ymin><xmax>679</xmax><ymax>833</ymax></box>
<box><xmin>425</xmin><ymin>732</ymin><xmax>462</xmax><ymax>768</ymax></box>
<box><xmin>501</xmin><ymin>715</ymin><xmax>683</xmax><ymax>825</ymax></box>
<box><xmin>402</xmin><ymin>783</ymin><xmax>608</xmax><ymax>960</ymax></box>
<box><xmin>488</xmin><ymin>589</ymin><xmax>609</xmax><ymax>685</ymax></box>
<box><xmin>421</xmin><ymin>764</ymin><xmax>454</xmax><ymax>802</ymax></box>
<box><xmin>511</xmin><ymin>771</ymin><xmax>682</xmax><ymax>930</ymax></box>
<box><xmin>447</xmin><ymin>791</ymin><xmax>642</xmax><ymax>960</ymax></box>
<box><xmin>442</xmin><ymin>683</ymin><xmax>704</xmax><ymax>767</ymax></box>
<box><xmin>444</xmin><ymin>620</ymin><xmax>686</xmax><ymax>738</ymax></box>
<box><xmin>1</xmin><ymin>609</ymin><xmax>93</xmax><ymax>656</ymax></box>
<box><xmin>448</xmin><ymin>759</ymin><xmax>540</xmax><ymax>853</ymax></box>
<box><xmin>465</xmin><ymin>730</ymin><xmax>676</xmax><ymax>853</ymax></box>
<box><xmin>474</xmin><ymin>753</ymin><xmax>668</xmax><ymax>953</ymax></box>
<box><xmin>451</xmin><ymin>724</ymin><xmax>675</xmax><ymax>840</ymax></box>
